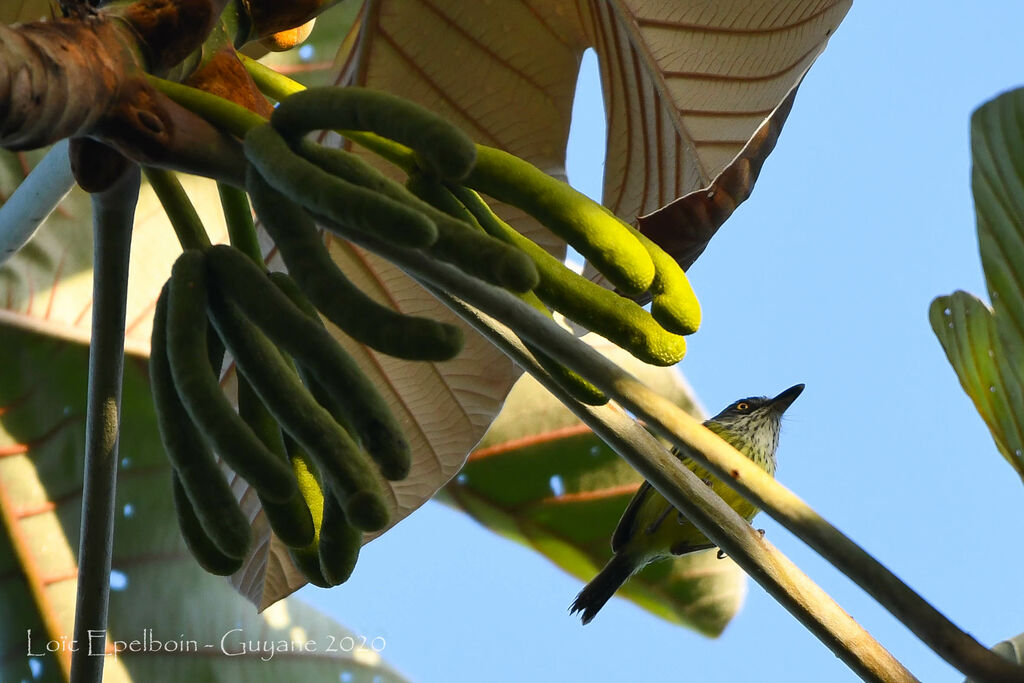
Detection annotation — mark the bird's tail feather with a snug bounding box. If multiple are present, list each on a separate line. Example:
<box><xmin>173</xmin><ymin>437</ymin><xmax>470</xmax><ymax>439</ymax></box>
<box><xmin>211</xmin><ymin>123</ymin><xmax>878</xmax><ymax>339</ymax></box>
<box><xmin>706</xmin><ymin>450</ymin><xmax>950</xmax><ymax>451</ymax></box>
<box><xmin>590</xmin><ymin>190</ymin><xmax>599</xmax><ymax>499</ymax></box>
<box><xmin>570</xmin><ymin>554</ymin><xmax>635</xmax><ymax>625</ymax></box>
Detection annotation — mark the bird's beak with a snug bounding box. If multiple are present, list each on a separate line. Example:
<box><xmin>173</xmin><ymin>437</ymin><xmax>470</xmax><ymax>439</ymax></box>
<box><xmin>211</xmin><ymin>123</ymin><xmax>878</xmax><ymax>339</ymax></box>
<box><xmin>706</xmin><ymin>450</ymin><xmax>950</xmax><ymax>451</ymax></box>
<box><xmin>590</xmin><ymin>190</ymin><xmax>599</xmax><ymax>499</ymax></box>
<box><xmin>770</xmin><ymin>384</ymin><xmax>805</xmax><ymax>413</ymax></box>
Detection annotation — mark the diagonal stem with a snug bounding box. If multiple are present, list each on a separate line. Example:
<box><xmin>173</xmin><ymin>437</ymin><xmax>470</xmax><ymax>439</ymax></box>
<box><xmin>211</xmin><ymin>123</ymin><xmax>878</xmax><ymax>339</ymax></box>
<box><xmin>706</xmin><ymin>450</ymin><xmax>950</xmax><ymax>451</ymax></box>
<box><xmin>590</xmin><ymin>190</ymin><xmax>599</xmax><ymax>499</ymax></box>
<box><xmin>0</xmin><ymin>139</ymin><xmax>75</xmax><ymax>265</ymax></box>
<box><xmin>329</xmin><ymin>223</ymin><xmax>1024</xmax><ymax>682</ymax></box>
<box><xmin>430</xmin><ymin>290</ymin><xmax>917</xmax><ymax>683</ymax></box>
<box><xmin>69</xmin><ymin>165</ymin><xmax>140</xmax><ymax>683</ymax></box>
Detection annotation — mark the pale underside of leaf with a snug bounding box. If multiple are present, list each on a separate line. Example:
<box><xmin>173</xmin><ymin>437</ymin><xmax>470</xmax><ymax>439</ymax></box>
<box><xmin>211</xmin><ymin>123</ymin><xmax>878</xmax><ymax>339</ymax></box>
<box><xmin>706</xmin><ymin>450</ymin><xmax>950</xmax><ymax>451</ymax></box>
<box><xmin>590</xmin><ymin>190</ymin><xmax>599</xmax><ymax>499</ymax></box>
<box><xmin>635</xmin><ymin>82</ymin><xmax>798</xmax><ymax>276</ymax></box>
<box><xmin>583</xmin><ymin>0</ymin><xmax>850</xmax><ymax>284</ymax></box>
<box><xmin>334</xmin><ymin>0</ymin><xmax>850</xmax><ymax>292</ymax></box>
<box><xmin>589</xmin><ymin>0</ymin><xmax>851</xmax><ymax>216</ymax></box>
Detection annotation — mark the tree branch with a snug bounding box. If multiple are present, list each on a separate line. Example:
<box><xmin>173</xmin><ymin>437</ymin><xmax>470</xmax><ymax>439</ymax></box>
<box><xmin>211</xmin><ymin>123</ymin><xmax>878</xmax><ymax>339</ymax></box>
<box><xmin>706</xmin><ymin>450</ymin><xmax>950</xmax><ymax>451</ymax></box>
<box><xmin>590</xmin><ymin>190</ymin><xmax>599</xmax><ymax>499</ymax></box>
<box><xmin>69</xmin><ymin>165</ymin><xmax>140</xmax><ymax>683</ymax></box>
<box><xmin>0</xmin><ymin>18</ymin><xmax>131</xmax><ymax>149</ymax></box>
<box><xmin>431</xmin><ymin>291</ymin><xmax>918</xmax><ymax>681</ymax></box>
<box><xmin>0</xmin><ymin>4</ymin><xmax>246</xmax><ymax>185</ymax></box>
<box><xmin>327</xmin><ymin>222</ymin><xmax>1024</xmax><ymax>683</ymax></box>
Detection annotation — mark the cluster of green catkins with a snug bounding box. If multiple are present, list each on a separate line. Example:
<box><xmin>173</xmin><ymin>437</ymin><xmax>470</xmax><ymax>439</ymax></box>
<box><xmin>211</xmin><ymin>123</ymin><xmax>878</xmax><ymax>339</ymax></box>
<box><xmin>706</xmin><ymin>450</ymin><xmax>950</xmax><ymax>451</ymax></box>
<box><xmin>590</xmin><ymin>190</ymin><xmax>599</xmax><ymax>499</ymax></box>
<box><xmin>152</xmin><ymin>85</ymin><xmax>702</xmax><ymax>586</ymax></box>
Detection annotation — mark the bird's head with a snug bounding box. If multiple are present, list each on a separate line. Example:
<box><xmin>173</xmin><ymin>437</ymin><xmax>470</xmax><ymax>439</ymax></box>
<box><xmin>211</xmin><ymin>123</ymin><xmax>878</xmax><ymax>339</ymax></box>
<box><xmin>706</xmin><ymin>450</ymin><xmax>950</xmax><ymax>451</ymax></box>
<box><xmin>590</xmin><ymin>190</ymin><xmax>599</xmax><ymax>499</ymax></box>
<box><xmin>705</xmin><ymin>383</ymin><xmax>805</xmax><ymax>472</ymax></box>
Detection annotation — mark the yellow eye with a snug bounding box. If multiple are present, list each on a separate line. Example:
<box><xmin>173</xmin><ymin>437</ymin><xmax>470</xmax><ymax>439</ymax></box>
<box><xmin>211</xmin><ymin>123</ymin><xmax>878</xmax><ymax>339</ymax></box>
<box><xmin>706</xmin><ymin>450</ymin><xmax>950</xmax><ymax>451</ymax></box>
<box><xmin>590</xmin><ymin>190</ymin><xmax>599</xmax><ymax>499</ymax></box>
<box><xmin>736</xmin><ymin>402</ymin><xmax>749</xmax><ymax>411</ymax></box>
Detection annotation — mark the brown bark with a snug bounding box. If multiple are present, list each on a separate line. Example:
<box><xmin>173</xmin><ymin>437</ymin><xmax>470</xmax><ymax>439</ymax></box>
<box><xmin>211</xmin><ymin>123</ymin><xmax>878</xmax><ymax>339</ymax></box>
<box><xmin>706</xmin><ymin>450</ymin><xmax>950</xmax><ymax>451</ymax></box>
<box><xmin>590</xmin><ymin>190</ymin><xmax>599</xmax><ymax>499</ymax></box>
<box><xmin>0</xmin><ymin>17</ymin><xmax>129</xmax><ymax>149</ymax></box>
<box><xmin>0</xmin><ymin>2</ymin><xmax>246</xmax><ymax>183</ymax></box>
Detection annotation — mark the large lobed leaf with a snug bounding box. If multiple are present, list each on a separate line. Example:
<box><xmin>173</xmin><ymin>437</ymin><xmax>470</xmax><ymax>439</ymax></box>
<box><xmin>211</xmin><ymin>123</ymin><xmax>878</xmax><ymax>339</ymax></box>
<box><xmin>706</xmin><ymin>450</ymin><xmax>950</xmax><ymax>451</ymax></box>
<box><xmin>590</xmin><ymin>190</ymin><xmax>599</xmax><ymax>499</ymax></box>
<box><xmin>931</xmin><ymin>87</ymin><xmax>1024</xmax><ymax>481</ymax></box>
<box><xmin>441</xmin><ymin>338</ymin><xmax>748</xmax><ymax>635</ymax></box>
<box><xmin>0</xmin><ymin>325</ymin><xmax>406</xmax><ymax>682</ymax></box>
<box><xmin>336</xmin><ymin>0</ymin><xmax>850</xmax><ymax>238</ymax></box>
<box><xmin>589</xmin><ymin>1</ymin><xmax>850</xmax><ymax>220</ymax></box>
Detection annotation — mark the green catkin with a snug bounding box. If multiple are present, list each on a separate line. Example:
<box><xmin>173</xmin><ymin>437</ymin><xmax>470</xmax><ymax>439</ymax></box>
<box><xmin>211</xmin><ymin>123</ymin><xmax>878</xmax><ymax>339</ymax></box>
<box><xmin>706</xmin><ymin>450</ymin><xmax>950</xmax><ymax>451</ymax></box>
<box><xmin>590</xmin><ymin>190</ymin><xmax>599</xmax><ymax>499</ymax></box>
<box><xmin>207</xmin><ymin>245</ymin><xmax>412</xmax><ymax>481</ymax></box>
<box><xmin>244</xmin><ymin>124</ymin><xmax>438</xmax><ymax>249</ymax></box>
<box><xmin>271</xmin><ymin>86</ymin><xmax>476</xmax><ymax>181</ymax></box>
<box><xmin>464</xmin><ymin>145</ymin><xmax>655</xmax><ymax>295</ymax></box>
<box><xmin>404</xmin><ymin>178</ymin><xmax>607</xmax><ymax>404</ymax></box>
<box><xmin>171</xmin><ymin>472</ymin><xmax>245</xmax><ymax>576</ymax></box>
<box><xmin>317</xmin><ymin>492</ymin><xmax>362</xmax><ymax>586</ymax></box>
<box><xmin>205</xmin><ymin>285</ymin><xmax>390</xmax><ymax>532</ymax></box>
<box><xmin>151</xmin><ymin>285</ymin><xmax>251</xmax><ymax>560</ymax></box>
<box><xmin>298</xmin><ymin>141</ymin><xmax>537</xmax><ymax>293</ymax></box>
<box><xmin>452</xmin><ymin>187</ymin><xmax>687</xmax><ymax>367</ymax></box>
<box><xmin>266</xmin><ymin>271</ymin><xmax>365</xmax><ymax>438</ymax></box>
<box><xmin>623</xmin><ymin>223</ymin><xmax>701</xmax><ymax>335</ymax></box>
<box><xmin>237</xmin><ymin>375</ymin><xmax>316</xmax><ymax>548</ymax></box>
<box><xmin>165</xmin><ymin>251</ymin><xmax>299</xmax><ymax>503</ymax></box>
<box><xmin>246</xmin><ymin>166</ymin><xmax>464</xmax><ymax>361</ymax></box>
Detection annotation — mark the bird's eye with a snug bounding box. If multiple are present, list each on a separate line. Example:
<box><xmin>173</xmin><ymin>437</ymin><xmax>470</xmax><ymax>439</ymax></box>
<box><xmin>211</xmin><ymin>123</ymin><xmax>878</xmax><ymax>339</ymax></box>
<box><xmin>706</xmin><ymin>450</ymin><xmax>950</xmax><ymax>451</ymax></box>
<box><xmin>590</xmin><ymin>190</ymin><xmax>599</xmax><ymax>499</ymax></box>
<box><xmin>736</xmin><ymin>402</ymin><xmax>749</xmax><ymax>411</ymax></box>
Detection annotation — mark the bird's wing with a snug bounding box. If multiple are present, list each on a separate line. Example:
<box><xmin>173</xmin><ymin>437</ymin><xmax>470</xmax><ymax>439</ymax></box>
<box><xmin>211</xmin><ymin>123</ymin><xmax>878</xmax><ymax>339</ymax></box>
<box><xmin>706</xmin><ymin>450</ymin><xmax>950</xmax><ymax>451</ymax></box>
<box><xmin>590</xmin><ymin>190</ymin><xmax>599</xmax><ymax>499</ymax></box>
<box><xmin>611</xmin><ymin>481</ymin><xmax>653</xmax><ymax>552</ymax></box>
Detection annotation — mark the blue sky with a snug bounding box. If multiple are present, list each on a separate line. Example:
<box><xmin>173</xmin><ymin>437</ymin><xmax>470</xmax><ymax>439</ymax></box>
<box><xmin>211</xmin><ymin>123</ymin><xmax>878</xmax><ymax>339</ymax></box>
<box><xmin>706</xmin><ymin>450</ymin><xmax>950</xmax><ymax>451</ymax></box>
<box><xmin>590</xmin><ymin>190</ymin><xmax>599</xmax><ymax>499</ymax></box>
<box><xmin>300</xmin><ymin>3</ymin><xmax>1024</xmax><ymax>681</ymax></box>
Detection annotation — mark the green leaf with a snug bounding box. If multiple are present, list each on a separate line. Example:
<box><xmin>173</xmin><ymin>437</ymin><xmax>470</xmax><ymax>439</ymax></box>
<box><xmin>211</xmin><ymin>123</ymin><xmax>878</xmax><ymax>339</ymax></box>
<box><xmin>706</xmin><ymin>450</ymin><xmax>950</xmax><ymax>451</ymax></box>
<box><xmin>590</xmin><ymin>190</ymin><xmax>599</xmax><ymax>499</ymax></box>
<box><xmin>931</xmin><ymin>87</ymin><xmax>1024</xmax><ymax>481</ymax></box>
<box><xmin>929</xmin><ymin>293</ymin><xmax>1024</xmax><ymax>479</ymax></box>
<box><xmin>441</xmin><ymin>338</ymin><xmax>747</xmax><ymax>636</ymax></box>
<box><xmin>0</xmin><ymin>324</ymin><xmax>406</xmax><ymax>682</ymax></box>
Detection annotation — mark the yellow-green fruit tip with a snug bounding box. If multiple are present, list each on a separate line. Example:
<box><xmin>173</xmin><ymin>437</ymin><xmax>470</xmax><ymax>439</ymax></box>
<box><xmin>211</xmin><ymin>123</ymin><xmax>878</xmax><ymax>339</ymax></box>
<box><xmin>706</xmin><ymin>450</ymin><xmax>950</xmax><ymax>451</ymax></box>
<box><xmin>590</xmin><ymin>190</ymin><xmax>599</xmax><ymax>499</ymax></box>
<box><xmin>645</xmin><ymin>335</ymin><xmax>687</xmax><ymax>367</ymax></box>
<box><xmin>651</xmin><ymin>296</ymin><xmax>701</xmax><ymax>336</ymax></box>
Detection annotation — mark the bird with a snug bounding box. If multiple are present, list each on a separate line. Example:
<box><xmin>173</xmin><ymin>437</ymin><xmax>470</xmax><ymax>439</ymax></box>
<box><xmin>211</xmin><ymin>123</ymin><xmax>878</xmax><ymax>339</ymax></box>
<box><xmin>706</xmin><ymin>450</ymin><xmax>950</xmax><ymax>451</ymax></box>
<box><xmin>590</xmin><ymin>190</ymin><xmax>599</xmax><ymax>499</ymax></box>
<box><xmin>570</xmin><ymin>383</ymin><xmax>805</xmax><ymax>624</ymax></box>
